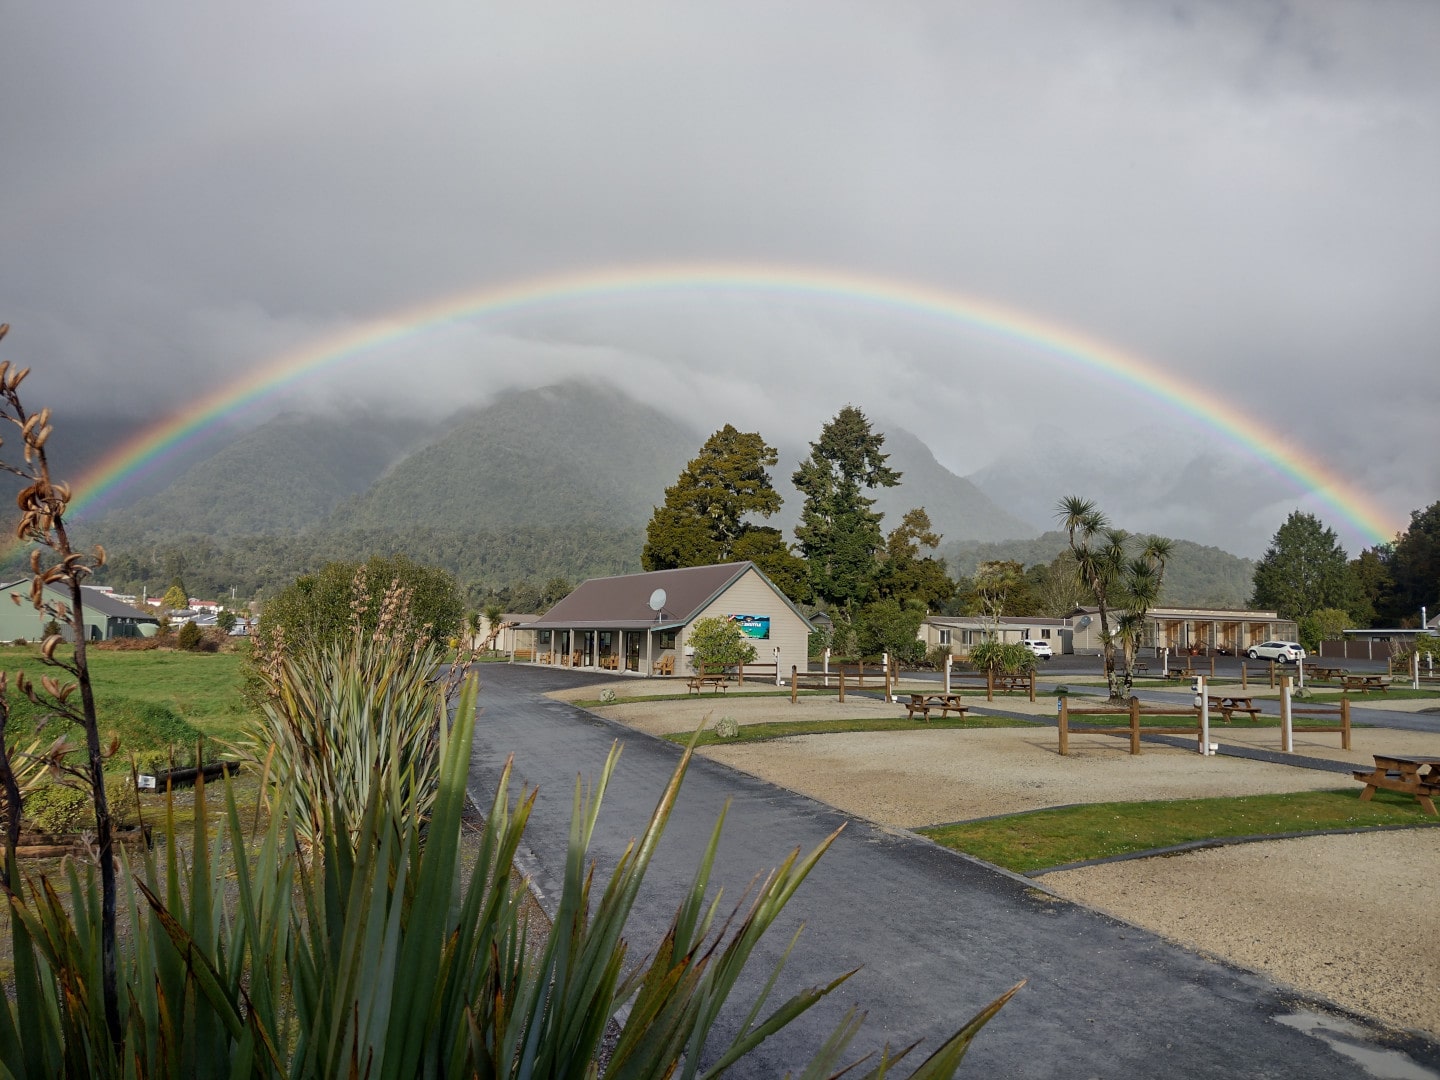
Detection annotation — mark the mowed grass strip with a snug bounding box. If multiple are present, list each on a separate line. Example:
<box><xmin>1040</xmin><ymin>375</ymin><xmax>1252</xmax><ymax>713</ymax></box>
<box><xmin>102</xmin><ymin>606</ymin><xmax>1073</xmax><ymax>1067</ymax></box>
<box><xmin>919</xmin><ymin>789</ymin><xmax>1439</xmax><ymax>874</ymax></box>
<box><xmin>663</xmin><ymin>715</ymin><xmax>1034</xmax><ymax>747</ymax></box>
<box><xmin>2</xmin><ymin>644</ymin><xmax>257</xmax><ymax>748</ymax></box>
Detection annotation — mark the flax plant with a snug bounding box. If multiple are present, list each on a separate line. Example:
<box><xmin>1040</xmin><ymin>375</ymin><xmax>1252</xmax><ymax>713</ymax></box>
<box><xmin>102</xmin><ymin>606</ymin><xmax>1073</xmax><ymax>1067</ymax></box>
<box><xmin>242</xmin><ymin>573</ymin><xmax>455</xmax><ymax>846</ymax></box>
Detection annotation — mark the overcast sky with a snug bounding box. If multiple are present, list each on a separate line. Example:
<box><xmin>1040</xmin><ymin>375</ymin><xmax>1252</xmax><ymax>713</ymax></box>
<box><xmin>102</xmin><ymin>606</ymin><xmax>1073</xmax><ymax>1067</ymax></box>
<box><xmin>3</xmin><ymin>1</ymin><xmax>1437</xmax><ymax>556</ymax></box>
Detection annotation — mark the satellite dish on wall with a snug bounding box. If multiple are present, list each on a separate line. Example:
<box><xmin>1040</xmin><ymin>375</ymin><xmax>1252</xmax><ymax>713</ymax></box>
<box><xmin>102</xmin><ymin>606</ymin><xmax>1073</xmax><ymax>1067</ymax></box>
<box><xmin>649</xmin><ymin>588</ymin><xmax>667</xmax><ymax>613</ymax></box>
<box><xmin>1078</xmin><ymin>615</ymin><xmax>1092</xmax><ymax>628</ymax></box>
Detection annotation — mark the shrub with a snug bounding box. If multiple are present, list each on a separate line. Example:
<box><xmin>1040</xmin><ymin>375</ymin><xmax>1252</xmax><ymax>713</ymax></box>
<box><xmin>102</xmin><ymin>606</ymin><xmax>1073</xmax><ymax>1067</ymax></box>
<box><xmin>925</xmin><ymin>644</ymin><xmax>956</xmax><ymax>670</ymax></box>
<box><xmin>176</xmin><ymin>619</ymin><xmax>203</xmax><ymax>651</ymax></box>
<box><xmin>42</xmin><ymin>618</ymin><xmax>62</xmax><ymax>638</ymax></box>
<box><xmin>688</xmin><ymin>615</ymin><xmax>757</xmax><ymax>673</ymax></box>
<box><xmin>23</xmin><ymin>782</ymin><xmax>89</xmax><ymax>833</ymax></box>
<box><xmin>969</xmin><ymin>639</ymin><xmax>1035</xmax><ymax>674</ymax></box>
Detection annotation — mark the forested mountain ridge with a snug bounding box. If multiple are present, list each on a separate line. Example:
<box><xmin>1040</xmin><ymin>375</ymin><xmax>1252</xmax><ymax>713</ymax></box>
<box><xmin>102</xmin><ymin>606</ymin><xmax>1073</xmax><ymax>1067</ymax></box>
<box><xmin>100</xmin><ymin>411</ymin><xmax>430</xmax><ymax>536</ymax></box>
<box><xmin>944</xmin><ymin>530</ymin><xmax>1257</xmax><ymax>609</ymax></box>
<box><xmin>323</xmin><ymin>382</ymin><xmax>698</xmax><ymax>533</ymax></box>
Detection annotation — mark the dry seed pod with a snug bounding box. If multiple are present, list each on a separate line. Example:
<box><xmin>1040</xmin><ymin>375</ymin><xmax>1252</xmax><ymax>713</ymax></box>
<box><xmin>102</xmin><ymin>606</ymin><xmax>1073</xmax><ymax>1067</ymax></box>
<box><xmin>0</xmin><ymin>671</ymin><xmax>6</xmax><ymax>693</ymax></box>
<box><xmin>37</xmin><ymin>407</ymin><xmax>50</xmax><ymax>427</ymax></box>
<box><xmin>34</xmin><ymin>425</ymin><xmax>51</xmax><ymax>449</ymax></box>
<box><xmin>0</xmin><ymin>323</ymin><xmax>8</xmax><ymax>340</ymax></box>
<box><xmin>29</xmin><ymin>549</ymin><xmax>40</xmax><ymax>573</ymax></box>
<box><xmin>41</xmin><ymin>675</ymin><xmax>60</xmax><ymax>698</ymax></box>
<box><xmin>8</xmin><ymin>366</ymin><xmax>30</xmax><ymax>389</ymax></box>
<box><xmin>57</xmin><ymin>681</ymin><xmax>76</xmax><ymax>702</ymax></box>
<box><xmin>54</xmin><ymin>601</ymin><xmax>68</xmax><ymax>620</ymax></box>
<box><xmin>41</xmin><ymin>634</ymin><xmax>63</xmax><ymax>661</ymax></box>
<box><xmin>21</xmin><ymin>415</ymin><xmax>39</xmax><ymax>438</ymax></box>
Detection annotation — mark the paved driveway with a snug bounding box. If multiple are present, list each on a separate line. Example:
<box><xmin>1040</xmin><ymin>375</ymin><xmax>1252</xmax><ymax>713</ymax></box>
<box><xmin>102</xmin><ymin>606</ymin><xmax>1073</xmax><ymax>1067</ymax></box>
<box><xmin>466</xmin><ymin>663</ymin><xmax>1440</xmax><ymax>1078</ymax></box>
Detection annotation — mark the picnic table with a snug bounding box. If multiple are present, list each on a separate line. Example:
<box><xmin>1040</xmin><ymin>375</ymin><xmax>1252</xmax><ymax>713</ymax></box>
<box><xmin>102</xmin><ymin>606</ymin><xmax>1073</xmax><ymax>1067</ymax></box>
<box><xmin>1340</xmin><ymin>673</ymin><xmax>1392</xmax><ymax>693</ymax></box>
<box><xmin>1352</xmin><ymin>754</ymin><xmax>1440</xmax><ymax>815</ymax></box>
<box><xmin>1206</xmin><ymin>694</ymin><xmax>1262</xmax><ymax>723</ymax></box>
<box><xmin>991</xmin><ymin>673</ymin><xmax>1032</xmax><ymax>691</ymax></box>
<box><xmin>905</xmin><ymin>693</ymin><xmax>969</xmax><ymax>721</ymax></box>
<box><xmin>1304</xmin><ymin>662</ymin><xmax>1346</xmax><ymax>681</ymax></box>
<box><xmin>686</xmin><ymin>675</ymin><xmax>731</xmax><ymax>696</ymax></box>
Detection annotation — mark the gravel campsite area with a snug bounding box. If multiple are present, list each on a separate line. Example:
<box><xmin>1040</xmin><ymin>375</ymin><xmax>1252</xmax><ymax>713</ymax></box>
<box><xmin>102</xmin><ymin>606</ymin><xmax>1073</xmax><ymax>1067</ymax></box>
<box><xmin>564</xmin><ymin>678</ymin><xmax>1440</xmax><ymax>1038</ymax></box>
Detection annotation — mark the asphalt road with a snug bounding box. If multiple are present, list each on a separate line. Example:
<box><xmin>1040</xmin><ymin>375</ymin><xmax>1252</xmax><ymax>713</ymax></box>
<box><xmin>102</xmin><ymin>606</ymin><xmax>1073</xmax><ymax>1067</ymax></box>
<box><xmin>466</xmin><ymin>663</ymin><xmax>1440</xmax><ymax>1078</ymax></box>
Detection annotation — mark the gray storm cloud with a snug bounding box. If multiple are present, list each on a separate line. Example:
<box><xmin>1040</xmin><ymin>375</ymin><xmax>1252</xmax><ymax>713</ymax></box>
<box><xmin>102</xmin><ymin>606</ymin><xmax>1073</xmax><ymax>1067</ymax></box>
<box><xmin>2</xmin><ymin>0</ymin><xmax>1436</xmax><ymax>555</ymax></box>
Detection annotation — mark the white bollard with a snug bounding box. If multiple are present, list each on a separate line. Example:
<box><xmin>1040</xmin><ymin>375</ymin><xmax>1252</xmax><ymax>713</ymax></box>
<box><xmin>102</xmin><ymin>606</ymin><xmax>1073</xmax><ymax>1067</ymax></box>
<box><xmin>1280</xmin><ymin>676</ymin><xmax>1293</xmax><ymax>753</ymax></box>
<box><xmin>944</xmin><ymin>653</ymin><xmax>953</xmax><ymax>696</ymax></box>
<box><xmin>1196</xmin><ymin>674</ymin><xmax>1211</xmax><ymax>755</ymax></box>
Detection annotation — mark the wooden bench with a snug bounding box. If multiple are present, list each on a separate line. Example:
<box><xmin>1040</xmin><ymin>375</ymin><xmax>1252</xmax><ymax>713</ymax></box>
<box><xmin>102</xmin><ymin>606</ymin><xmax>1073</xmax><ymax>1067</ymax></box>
<box><xmin>992</xmin><ymin>673</ymin><xmax>1033</xmax><ymax>692</ymax></box>
<box><xmin>906</xmin><ymin>693</ymin><xmax>968</xmax><ymax>721</ymax></box>
<box><xmin>1353</xmin><ymin>754</ymin><xmax>1440</xmax><ymax>815</ymax></box>
<box><xmin>598</xmin><ymin>654</ymin><xmax>619</xmax><ymax>671</ymax></box>
<box><xmin>536</xmin><ymin>651</ymin><xmax>553</xmax><ymax>664</ymax></box>
<box><xmin>651</xmin><ymin>654</ymin><xmax>675</xmax><ymax>676</ymax></box>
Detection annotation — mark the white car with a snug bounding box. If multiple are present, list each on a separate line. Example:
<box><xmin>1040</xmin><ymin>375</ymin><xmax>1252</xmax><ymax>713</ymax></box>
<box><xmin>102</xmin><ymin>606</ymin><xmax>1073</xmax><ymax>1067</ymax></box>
<box><xmin>1246</xmin><ymin>641</ymin><xmax>1306</xmax><ymax>664</ymax></box>
<box><xmin>1022</xmin><ymin>639</ymin><xmax>1054</xmax><ymax>660</ymax></box>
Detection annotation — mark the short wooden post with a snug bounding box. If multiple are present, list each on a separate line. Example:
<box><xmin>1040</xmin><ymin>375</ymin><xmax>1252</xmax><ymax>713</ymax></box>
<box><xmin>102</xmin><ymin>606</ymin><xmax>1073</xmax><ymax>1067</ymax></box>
<box><xmin>1209</xmin><ymin>654</ymin><xmax>1216</xmax><ymax>677</ymax></box>
<box><xmin>1058</xmin><ymin>696</ymin><xmax>1069</xmax><ymax>756</ymax></box>
<box><xmin>1129</xmin><ymin>696</ymin><xmax>1141</xmax><ymax>755</ymax></box>
<box><xmin>986</xmin><ymin>669</ymin><xmax>994</xmax><ymax>702</ymax></box>
<box><xmin>1241</xmin><ymin>663</ymin><xmax>1248</xmax><ymax>690</ymax></box>
<box><xmin>1028</xmin><ymin>669</ymin><xmax>1036</xmax><ymax>703</ymax></box>
<box><xmin>1340</xmin><ymin>697</ymin><xmax>1351</xmax><ymax>750</ymax></box>
<box><xmin>838</xmin><ymin>667</ymin><xmax>846</xmax><ymax>703</ymax></box>
<box><xmin>857</xmin><ymin>660</ymin><xmax>864</xmax><ymax>687</ymax></box>
<box><xmin>791</xmin><ymin>665</ymin><xmax>798</xmax><ymax>705</ymax></box>
<box><xmin>1269</xmin><ymin>662</ymin><xmax>1276</xmax><ymax>689</ymax></box>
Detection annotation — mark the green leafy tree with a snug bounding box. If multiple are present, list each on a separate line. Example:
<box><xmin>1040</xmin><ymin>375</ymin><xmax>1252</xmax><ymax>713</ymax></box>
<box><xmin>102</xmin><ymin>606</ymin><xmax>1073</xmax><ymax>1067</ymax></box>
<box><xmin>1348</xmin><ymin>545</ymin><xmax>1392</xmax><ymax>628</ymax></box>
<box><xmin>161</xmin><ymin>583</ymin><xmax>188</xmax><ymax>612</ymax></box>
<box><xmin>874</xmin><ymin>507</ymin><xmax>954</xmax><ymax>612</ymax></box>
<box><xmin>855</xmin><ymin>598</ymin><xmax>927</xmax><ymax>664</ymax></box>
<box><xmin>257</xmin><ymin>554</ymin><xmax>463</xmax><ymax>656</ymax></box>
<box><xmin>642</xmin><ymin>426</ymin><xmax>807</xmax><ymax>598</ymax></box>
<box><xmin>1057</xmin><ymin>497</ymin><xmax>1173</xmax><ymax>700</ymax></box>
<box><xmin>792</xmin><ymin>407</ymin><xmax>901</xmax><ymax>625</ymax></box>
<box><xmin>1025</xmin><ymin>553</ymin><xmax>1087</xmax><ymax>617</ymax></box>
<box><xmin>1250</xmin><ymin>511</ymin><xmax>1359</xmax><ymax>622</ymax></box>
<box><xmin>686</xmin><ymin>615</ymin><xmax>757</xmax><ymax>673</ymax></box>
<box><xmin>1383</xmin><ymin>500</ymin><xmax>1440</xmax><ymax>626</ymax></box>
<box><xmin>216</xmin><ymin>608</ymin><xmax>238</xmax><ymax>634</ymax></box>
<box><xmin>1296</xmin><ymin>607</ymin><xmax>1352</xmax><ymax>652</ymax></box>
<box><xmin>958</xmin><ymin>560</ymin><xmax>1028</xmax><ymax>630</ymax></box>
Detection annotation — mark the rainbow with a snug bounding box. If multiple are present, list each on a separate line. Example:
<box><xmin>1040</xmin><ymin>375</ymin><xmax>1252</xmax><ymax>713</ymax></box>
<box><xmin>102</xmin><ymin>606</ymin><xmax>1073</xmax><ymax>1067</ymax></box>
<box><xmin>52</xmin><ymin>261</ymin><xmax>1399</xmax><ymax>545</ymax></box>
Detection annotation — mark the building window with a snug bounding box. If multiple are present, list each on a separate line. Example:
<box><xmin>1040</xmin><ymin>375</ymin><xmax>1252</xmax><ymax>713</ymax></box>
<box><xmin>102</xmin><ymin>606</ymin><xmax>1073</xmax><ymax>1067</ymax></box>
<box><xmin>938</xmin><ymin>629</ymin><xmax>951</xmax><ymax>645</ymax></box>
<box><xmin>962</xmin><ymin>629</ymin><xmax>976</xmax><ymax>645</ymax></box>
<box><xmin>658</xmin><ymin>629</ymin><xmax>677</xmax><ymax>650</ymax></box>
<box><xmin>1041</xmin><ymin>629</ymin><xmax>1051</xmax><ymax>639</ymax></box>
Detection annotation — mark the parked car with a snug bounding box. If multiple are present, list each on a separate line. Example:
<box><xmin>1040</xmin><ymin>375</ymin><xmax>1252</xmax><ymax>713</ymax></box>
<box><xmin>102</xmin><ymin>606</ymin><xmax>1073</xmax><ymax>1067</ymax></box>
<box><xmin>1246</xmin><ymin>640</ymin><xmax>1306</xmax><ymax>663</ymax></box>
<box><xmin>1022</xmin><ymin>639</ymin><xmax>1054</xmax><ymax>660</ymax></box>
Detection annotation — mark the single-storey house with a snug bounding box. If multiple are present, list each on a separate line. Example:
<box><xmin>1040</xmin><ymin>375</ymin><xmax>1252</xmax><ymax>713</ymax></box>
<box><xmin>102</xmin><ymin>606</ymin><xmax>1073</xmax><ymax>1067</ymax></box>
<box><xmin>920</xmin><ymin>616</ymin><xmax>1069</xmax><ymax>657</ymax></box>
<box><xmin>0</xmin><ymin>581</ymin><xmax>162</xmax><ymax>642</ymax></box>
<box><xmin>475</xmin><ymin>612</ymin><xmax>539</xmax><ymax>654</ymax></box>
<box><xmin>519</xmin><ymin>562</ymin><xmax>812</xmax><ymax>676</ymax></box>
<box><xmin>1067</xmin><ymin>606</ymin><xmax>1299</xmax><ymax>656</ymax></box>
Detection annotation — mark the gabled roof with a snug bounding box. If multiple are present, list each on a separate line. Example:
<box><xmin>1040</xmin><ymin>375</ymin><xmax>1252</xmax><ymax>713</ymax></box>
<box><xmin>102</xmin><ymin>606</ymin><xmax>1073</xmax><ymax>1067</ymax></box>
<box><xmin>528</xmin><ymin>562</ymin><xmax>811</xmax><ymax>632</ymax></box>
<box><xmin>0</xmin><ymin>581</ymin><xmax>159</xmax><ymax>621</ymax></box>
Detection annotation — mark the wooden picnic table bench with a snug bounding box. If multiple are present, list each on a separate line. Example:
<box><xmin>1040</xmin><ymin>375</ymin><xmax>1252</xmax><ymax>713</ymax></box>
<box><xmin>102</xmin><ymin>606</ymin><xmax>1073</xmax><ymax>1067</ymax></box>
<box><xmin>905</xmin><ymin>693</ymin><xmax>969</xmax><ymax>721</ymax></box>
<box><xmin>1207</xmin><ymin>694</ymin><xmax>1262</xmax><ymax>723</ymax></box>
<box><xmin>686</xmin><ymin>675</ymin><xmax>732</xmax><ymax>695</ymax></box>
<box><xmin>991</xmin><ymin>673</ymin><xmax>1033</xmax><ymax>691</ymax></box>
<box><xmin>1352</xmin><ymin>754</ymin><xmax>1440</xmax><ymax>815</ymax></box>
<box><xmin>1340</xmin><ymin>674</ymin><xmax>1392</xmax><ymax>694</ymax></box>
<box><xmin>1304</xmin><ymin>662</ymin><xmax>1346</xmax><ymax>681</ymax></box>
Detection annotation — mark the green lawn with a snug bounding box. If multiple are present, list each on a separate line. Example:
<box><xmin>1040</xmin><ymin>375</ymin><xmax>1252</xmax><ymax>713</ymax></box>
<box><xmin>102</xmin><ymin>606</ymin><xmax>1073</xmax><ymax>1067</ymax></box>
<box><xmin>0</xmin><ymin>644</ymin><xmax>257</xmax><ymax>762</ymax></box>
<box><xmin>1298</xmin><ymin>686</ymin><xmax>1439</xmax><ymax>703</ymax></box>
<box><xmin>663</xmin><ymin>715</ymin><xmax>1034</xmax><ymax>747</ymax></box>
<box><xmin>920</xmin><ymin>789</ymin><xmax>1438</xmax><ymax>874</ymax></box>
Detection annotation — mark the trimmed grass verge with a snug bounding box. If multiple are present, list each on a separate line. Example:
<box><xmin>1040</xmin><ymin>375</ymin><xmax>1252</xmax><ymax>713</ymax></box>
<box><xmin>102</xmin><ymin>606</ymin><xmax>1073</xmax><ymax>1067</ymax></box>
<box><xmin>575</xmin><ymin>690</ymin><xmax>829</xmax><ymax>707</ymax></box>
<box><xmin>919</xmin><ymin>789</ymin><xmax>1439</xmax><ymax>874</ymax></box>
<box><xmin>663</xmin><ymin>715</ymin><xmax>1035</xmax><ymax>747</ymax></box>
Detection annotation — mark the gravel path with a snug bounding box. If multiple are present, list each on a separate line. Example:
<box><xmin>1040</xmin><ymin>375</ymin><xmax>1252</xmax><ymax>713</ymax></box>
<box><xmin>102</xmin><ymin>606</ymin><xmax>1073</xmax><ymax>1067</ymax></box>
<box><xmin>573</xmin><ymin>683</ymin><xmax>1440</xmax><ymax>1038</ymax></box>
